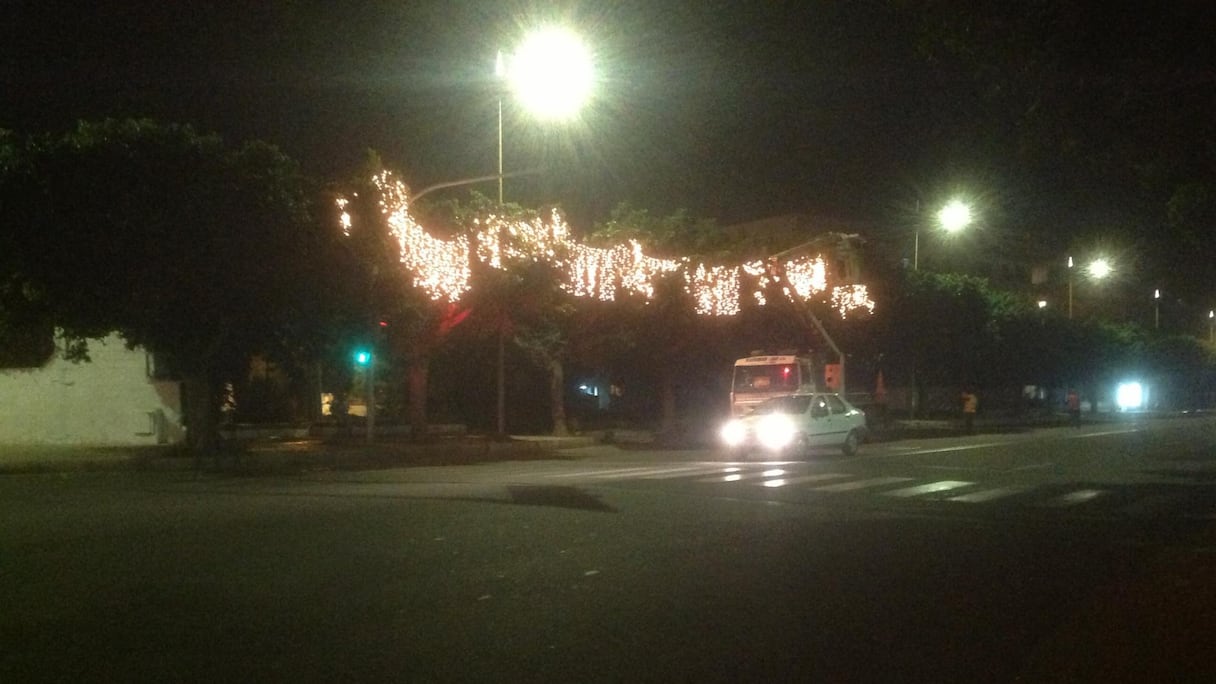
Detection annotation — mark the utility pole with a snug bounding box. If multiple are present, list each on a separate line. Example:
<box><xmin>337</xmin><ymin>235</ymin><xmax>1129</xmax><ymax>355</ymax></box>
<box><xmin>767</xmin><ymin>236</ymin><xmax>855</xmax><ymax>395</ymax></box>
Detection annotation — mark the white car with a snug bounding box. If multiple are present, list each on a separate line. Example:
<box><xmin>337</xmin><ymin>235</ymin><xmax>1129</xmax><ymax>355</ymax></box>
<box><xmin>720</xmin><ymin>392</ymin><xmax>867</xmax><ymax>458</ymax></box>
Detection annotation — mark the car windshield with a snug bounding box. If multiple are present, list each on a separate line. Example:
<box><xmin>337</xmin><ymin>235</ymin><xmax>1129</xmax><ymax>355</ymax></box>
<box><xmin>733</xmin><ymin>364</ymin><xmax>800</xmax><ymax>393</ymax></box>
<box><xmin>751</xmin><ymin>395</ymin><xmax>812</xmax><ymax>415</ymax></box>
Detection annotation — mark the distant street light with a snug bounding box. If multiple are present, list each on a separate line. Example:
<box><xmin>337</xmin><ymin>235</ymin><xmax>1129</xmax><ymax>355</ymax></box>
<box><xmin>492</xmin><ymin>27</ymin><xmax>594</xmax><ymax>435</ymax></box>
<box><xmin>1068</xmin><ymin>256</ymin><xmax>1113</xmax><ymax>320</ymax></box>
<box><xmin>914</xmin><ymin>199</ymin><xmax>973</xmax><ymax>270</ymax></box>
<box><xmin>937</xmin><ymin>200</ymin><xmax>972</xmax><ymax>233</ymax></box>
<box><xmin>1154</xmin><ymin>288</ymin><xmax>1161</xmax><ymax>330</ymax></box>
<box><xmin>503</xmin><ymin>28</ymin><xmax>594</xmax><ymax>123</ymax></box>
<box><xmin>1087</xmin><ymin>257</ymin><xmax>1112</xmax><ymax>280</ymax></box>
<box><xmin>1209</xmin><ymin>309</ymin><xmax>1214</xmax><ymax>344</ymax></box>
<box><xmin>1067</xmin><ymin>255</ymin><xmax>1074</xmax><ymax>319</ymax></box>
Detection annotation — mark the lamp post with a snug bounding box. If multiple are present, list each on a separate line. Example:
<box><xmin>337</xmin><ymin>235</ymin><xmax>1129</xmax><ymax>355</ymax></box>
<box><xmin>909</xmin><ymin>199</ymin><xmax>971</xmax><ymax>418</ymax></box>
<box><xmin>1209</xmin><ymin>310</ymin><xmax>1214</xmax><ymax>344</ymax></box>
<box><xmin>1067</xmin><ymin>256</ymin><xmax>1074</xmax><ymax>319</ymax></box>
<box><xmin>496</xmin><ymin>51</ymin><xmax>505</xmax><ymax>204</ymax></box>
<box><xmin>909</xmin><ymin>199</ymin><xmax>971</xmax><ymax>417</ymax></box>
<box><xmin>1154</xmin><ymin>288</ymin><xmax>1161</xmax><ymax>330</ymax></box>
<box><xmin>492</xmin><ymin>27</ymin><xmax>594</xmax><ymax>436</ymax></box>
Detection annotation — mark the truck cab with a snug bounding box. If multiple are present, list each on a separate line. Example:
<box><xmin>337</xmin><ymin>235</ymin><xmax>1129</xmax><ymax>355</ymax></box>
<box><xmin>729</xmin><ymin>354</ymin><xmax>816</xmax><ymax>416</ymax></box>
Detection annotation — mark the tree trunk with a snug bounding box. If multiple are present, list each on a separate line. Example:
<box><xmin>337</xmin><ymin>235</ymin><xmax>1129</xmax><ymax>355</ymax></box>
<box><xmin>549</xmin><ymin>357</ymin><xmax>569</xmax><ymax>437</ymax></box>
<box><xmin>183</xmin><ymin>373</ymin><xmax>220</xmax><ymax>461</ymax></box>
<box><xmin>659</xmin><ymin>370</ymin><xmax>678</xmax><ymax>437</ymax></box>
<box><xmin>407</xmin><ymin>355</ymin><xmax>429</xmax><ymax>440</ymax></box>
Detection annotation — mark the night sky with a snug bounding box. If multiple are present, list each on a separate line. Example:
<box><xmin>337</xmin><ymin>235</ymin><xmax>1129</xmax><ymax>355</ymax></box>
<box><xmin>4</xmin><ymin>1</ymin><xmax>1214</xmax><ymax>307</ymax></box>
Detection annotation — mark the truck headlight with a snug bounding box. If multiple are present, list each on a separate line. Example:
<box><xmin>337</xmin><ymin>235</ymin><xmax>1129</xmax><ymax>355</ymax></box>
<box><xmin>756</xmin><ymin>415</ymin><xmax>796</xmax><ymax>450</ymax></box>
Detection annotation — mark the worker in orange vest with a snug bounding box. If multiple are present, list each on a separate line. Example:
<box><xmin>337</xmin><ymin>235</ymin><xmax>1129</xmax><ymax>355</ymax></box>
<box><xmin>1066</xmin><ymin>388</ymin><xmax>1081</xmax><ymax>427</ymax></box>
<box><xmin>961</xmin><ymin>389</ymin><xmax>978</xmax><ymax>434</ymax></box>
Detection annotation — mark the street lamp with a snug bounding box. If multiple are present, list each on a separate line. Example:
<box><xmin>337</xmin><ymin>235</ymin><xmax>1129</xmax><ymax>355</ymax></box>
<box><xmin>909</xmin><ymin>197</ymin><xmax>972</xmax><ymax>418</ymax></box>
<box><xmin>1067</xmin><ymin>256</ymin><xmax>1074</xmax><ymax>319</ymax></box>
<box><xmin>1154</xmin><ymin>288</ymin><xmax>1161</xmax><ymax>330</ymax></box>
<box><xmin>492</xmin><ymin>27</ymin><xmax>594</xmax><ymax>435</ymax></box>
<box><xmin>914</xmin><ymin>199</ymin><xmax>973</xmax><ymax>270</ymax></box>
<box><xmin>1209</xmin><ymin>309</ymin><xmax>1214</xmax><ymax>344</ymax></box>
<box><xmin>937</xmin><ymin>200</ymin><xmax>972</xmax><ymax>233</ymax></box>
<box><xmin>1087</xmin><ymin>257</ymin><xmax>1112</xmax><ymax>280</ymax></box>
<box><xmin>496</xmin><ymin>27</ymin><xmax>594</xmax><ymax>204</ymax></box>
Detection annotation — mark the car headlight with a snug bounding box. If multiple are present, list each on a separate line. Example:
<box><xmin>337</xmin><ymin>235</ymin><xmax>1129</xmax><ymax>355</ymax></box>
<box><xmin>720</xmin><ymin>420</ymin><xmax>747</xmax><ymax>447</ymax></box>
<box><xmin>756</xmin><ymin>414</ymin><xmax>796</xmax><ymax>450</ymax></box>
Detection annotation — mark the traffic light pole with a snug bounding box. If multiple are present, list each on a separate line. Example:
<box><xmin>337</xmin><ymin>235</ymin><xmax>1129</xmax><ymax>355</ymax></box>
<box><xmin>366</xmin><ymin>355</ymin><xmax>376</xmax><ymax>444</ymax></box>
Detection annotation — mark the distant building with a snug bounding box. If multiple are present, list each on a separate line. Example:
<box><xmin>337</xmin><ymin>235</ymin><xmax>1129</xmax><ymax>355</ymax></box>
<box><xmin>0</xmin><ymin>333</ymin><xmax>184</xmax><ymax>445</ymax></box>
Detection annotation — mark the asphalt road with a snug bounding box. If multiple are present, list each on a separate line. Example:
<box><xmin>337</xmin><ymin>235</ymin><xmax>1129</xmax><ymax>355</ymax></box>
<box><xmin>3</xmin><ymin>416</ymin><xmax>1215</xmax><ymax>682</ymax></box>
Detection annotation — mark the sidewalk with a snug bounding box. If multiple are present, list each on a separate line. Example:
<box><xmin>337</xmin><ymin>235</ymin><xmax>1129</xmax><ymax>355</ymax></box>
<box><xmin>0</xmin><ymin>434</ymin><xmax>600</xmax><ymax>475</ymax></box>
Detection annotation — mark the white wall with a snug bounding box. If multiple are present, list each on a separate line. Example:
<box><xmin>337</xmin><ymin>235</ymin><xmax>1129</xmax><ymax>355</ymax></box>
<box><xmin>0</xmin><ymin>334</ymin><xmax>183</xmax><ymax>445</ymax></box>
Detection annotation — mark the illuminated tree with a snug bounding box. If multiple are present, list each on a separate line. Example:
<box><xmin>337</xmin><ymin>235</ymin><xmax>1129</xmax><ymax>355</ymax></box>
<box><xmin>336</xmin><ymin>166</ymin><xmax>473</xmax><ymax>439</ymax></box>
<box><xmin>339</xmin><ymin>169</ymin><xmax>876</xmax><ymax>437</ymax></box>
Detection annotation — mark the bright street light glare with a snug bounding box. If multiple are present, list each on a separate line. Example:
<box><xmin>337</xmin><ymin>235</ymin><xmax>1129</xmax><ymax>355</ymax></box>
<box><xmin>505</xmin><ymin>27</ymin><xmax>594</xmax><ymax>121</ymax></box>
<box><xmin>937</xmin><ymin>200</ymin><xmax>972</xmax><ymax>233</ymax></box>
<box><xmin>1087</xmin><ymin>258</ymin><xmax>1113</xmax><ymax>280</ymax></box>
<box><xmin>1116</xmin><ymin>381</ymin><xmax>1144</xmax><ymax>410</ymax></box>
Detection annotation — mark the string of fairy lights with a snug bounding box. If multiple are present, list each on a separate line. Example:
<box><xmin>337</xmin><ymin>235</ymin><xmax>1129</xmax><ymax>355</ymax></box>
<box><xmin>337</xmin><ymin>170</ymin><xmax>875</xmax><ymax>318</ymax></box>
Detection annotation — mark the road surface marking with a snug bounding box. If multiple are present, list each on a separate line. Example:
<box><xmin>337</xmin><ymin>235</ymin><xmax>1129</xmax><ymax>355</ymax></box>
<box><xmin>757</xmin><ymin>473</ymin><xmax>851</xmax><ymax>488</ymax></box>
<box><xmin>545</xmin><ymin>466</ymin><xmax>676</xmax><ymax>479</ymax></box>
<box><xmin>1010</xmin><ymin>463</ymin><xmax>1054</xmax><ymax>471</ymax></box>
<box><xmin>697</xmin><ymin>468</ymin><xmax>790</xmax><ymax>484</ymax></box>
<box><xmin>549</xmin><ymin>465</ymin><xmax>719</xmax><ymax>480</ymax></box>
<box><xmin>1072</xmin><ymin>428</ymin><xmax>1141</xmax><ymax>438</ymax></box>
<box><xmin>1042</xmin><ymin>489</ymin><xmax>1106</xmax><ymax>507</ymax></box>
<box><xmin>949</xmin><ymin>486</ymin><xmax>1032</xmax><ymax>503</ymax></box>
<box><xmin>906</xmin><ymin>442</ymin><xmax>1006</xmax><ymax>455</ymax></box>
<box><xmin>640</xmin><ymin>465</ymin><xmax>743</xmax><ymax>479</ymax></box>
<box><xmin>883</xmin><ymin>480</ymin><xmax>975</xmax><ymax>497</ymax></box>
<box><xmin>812</xmin><ymin>476</ymin><xmax>914</xmax><ymax>492</ymax></box>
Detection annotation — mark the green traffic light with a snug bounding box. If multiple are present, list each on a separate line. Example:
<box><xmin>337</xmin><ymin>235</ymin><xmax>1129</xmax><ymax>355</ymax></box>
<box><xmin>354</xmin><ymin>350</ymin><xmax>372</xmax><ymax>366</ymax></box>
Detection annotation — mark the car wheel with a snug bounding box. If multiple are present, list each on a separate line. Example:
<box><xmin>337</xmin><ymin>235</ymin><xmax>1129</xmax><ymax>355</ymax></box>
<box><xmin>841</xmin><ymin>430</ymin><xmax>860</xmax><ymax>457</ymax></box>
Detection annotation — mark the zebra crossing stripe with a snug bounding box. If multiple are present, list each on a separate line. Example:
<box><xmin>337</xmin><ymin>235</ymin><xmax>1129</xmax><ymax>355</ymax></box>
<box><xmin>1041</xmin><ymin>489</ymin><xmax>1106</xmax><ymax>507</ymax></box>
<box><xmin>697</xmin><ymin>468</ymin><xmax>791</xmax><ymax>484</ymax></box>
<box><xmin>544</xmin><ymin>466</ymin><xmax>669</xmax><ymax>479</ymax></box>
<box><xmin>640</xmin><ymin>465</ymin><xmax>738</xmax><ymax>479</ymax></box>
<box><xmin>949</xmin><ymin>486</ymin><xmax>1032</xmax><ymax>503</ymax></box>
<box><xmin>812</xmin><ymin>476</ymin><xmax>914</xmax><ymax>492</ymax></box>
<box><xmin>588</xmin><ymin>465</ymin><xmax>720</xmax><ymax>480</ymax></box>
<box><xmin>756</xmin><ymin>473</ymin><xmax>852</xmax><ymax>488</ymax></box>
<box><xmin>548</xmin><ymin>465</ymin><xmax>715</xmax><ymax>480</ymax></box>
<box><xmin>883</xmin><ymin>480</ymin><xmax>975</xmax><ymax>498</ymax></box>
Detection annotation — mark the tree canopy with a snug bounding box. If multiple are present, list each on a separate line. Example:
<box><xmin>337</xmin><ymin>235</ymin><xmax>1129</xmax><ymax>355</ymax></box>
<box><xmin>0</xmin><ymin>119</ymin><xmax>348</xmax><ymax>447</ymax></box>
